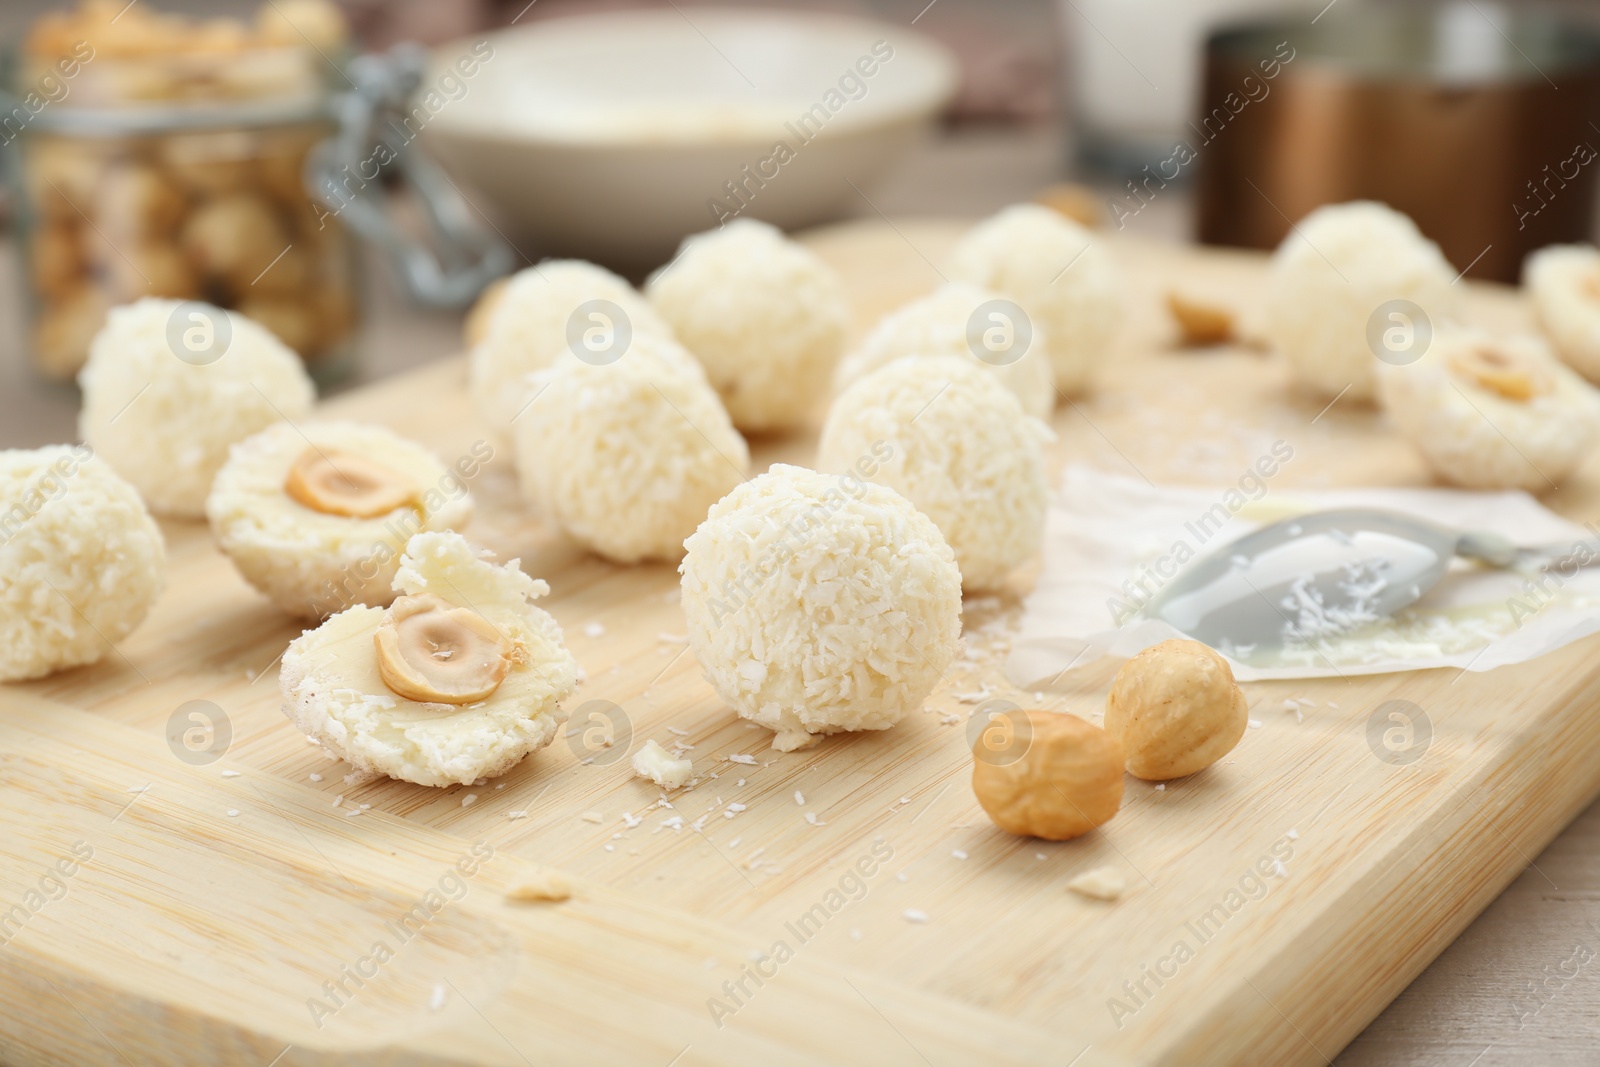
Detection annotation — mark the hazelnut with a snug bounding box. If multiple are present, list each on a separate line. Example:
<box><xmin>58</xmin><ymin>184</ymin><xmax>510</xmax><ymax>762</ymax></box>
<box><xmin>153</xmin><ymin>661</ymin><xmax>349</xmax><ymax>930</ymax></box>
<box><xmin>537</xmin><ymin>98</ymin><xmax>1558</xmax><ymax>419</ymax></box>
<box><xmin>1166</xmin><ymin>290</ymin><xmax>1235</xmax><ymax>347</ymax></box>
<box><xmin>162</xmin><ymin>132</ymin><xmax>259</xmax><ymax>195</ymax></box>
<box><xmin>237</xmin><ymin>295</ymin><xmax>318</xmax><ymax>356</ymax></box>
<box><xmin>246</xmin><ymin>243</ymin><xmax>311</xmax><ymax>296</ymax></box>
<box><xmin>106</xmin><ymin>242</ymin><xmax>201</xmax><ymax>300</ymax></box>
<box><xmin>256</xmin><ymin>0</ymin><xmax>349</xmax><ymax>52</ymax></box>
<box><xmin>1104</xmin><ymin>639</ymin><xmax>1247</xmax><ymax>781</ymax></box>
<box><xmin>1448</xmin><ymin>343</ymin><xmax>1553</xmax><ymax>402</ymax></box>
<box><xmin>26</xmin><ymin>138</ymin><xmax>107</xmax><ymax>222</ymax></box>
<box><xmin>314</xmin><ymin>286</ymin><xmax>358</xmax><ymax>348</ymax></box>
<box><xmin>182</xmin><ymin>192</ymin><xmax>289</xmax><ymax>286</ymax></box>
<box><xmin>24</xmin><ymin>13</ymin><xmax>80</xmax><ymax>58</ymax></box>
<box><xmin>971</xmin><ymin>709</ymin><xmax>1123</xmax><ymax>841</ymax></box>
<box><xmin>256</xmin><ymin>134</ymin><xmax>318</xmax><ymax>207</ymax></box>
<box><xmin>284</xmin><ymin>447</ymin><xmax>415</xmax><ymax>518</ymax></box>
<box><xmin>191</xmin><ymin>18</ymin><xmax>251</xmax><ymax>53</ymax></box>
<box><xmin>34</xmin><ymin>283</ymin><xmax>110</xmax><ymax>379</ymax></box>
<box><xmin>373</xmin><ymin>594</ymin><xmax>512</xmax><ymax>705</ymax></box>
<box><xmin>97</xmin><ymin>164</ymin><xmax>187</xmax><ymax>239</ymax></box>
<box><xmin>31</xmin><ymin>223</ymin><xmax>85</xmax><ymax>299</ymax></box>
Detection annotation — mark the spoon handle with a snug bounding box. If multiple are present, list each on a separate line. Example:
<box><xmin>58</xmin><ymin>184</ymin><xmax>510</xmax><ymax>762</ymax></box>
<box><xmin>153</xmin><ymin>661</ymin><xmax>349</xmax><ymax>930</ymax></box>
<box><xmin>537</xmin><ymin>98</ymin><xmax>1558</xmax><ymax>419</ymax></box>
<box><xmin>1518</xmin><ymin>539</ymin><xmax>1600</xmax><ymax>572</ymax></box>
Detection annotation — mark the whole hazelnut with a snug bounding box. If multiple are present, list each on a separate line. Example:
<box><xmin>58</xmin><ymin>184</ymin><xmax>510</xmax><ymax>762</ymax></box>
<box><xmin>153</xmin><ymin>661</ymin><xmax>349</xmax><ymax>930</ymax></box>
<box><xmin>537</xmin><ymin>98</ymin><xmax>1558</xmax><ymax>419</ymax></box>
<box><xmin>246</xmin><ymin>243</ymin><xmax>310</xmax><ymax>296</ymax></box>
<box><xmin>237</xmin><ymin>295</ymin><xmax>317</xmax><ymax>357</ymax></box>
<box><xmin>26</xmin><ymin>138</ymin><xmax>107</xmax><ymax>222</ymax></box>
<box><xmin>34</xmin><ymin>283</ymin><xmax>110</xmax><ymax>379</ymax></box>
<box><xmin>971</xmin><ymin>709</ymin><xmax>1123</xmax><ymax>841</ymax></box>
<box><xmin>97</xmin><ymin>163</ymin><xmax>187</xmax><ymax>240</ymax></box>
<box><xmin>31</xmin><ymin>223</ymin><xmax>85</xmax><ymax>299</ymax></box>
<box><xmin>162</xmin><ymin>132</ymin><xmax>258</xmax><ymax>196</ymax></box>
<box><xmin>106</xmin><ymin>242</ymin><xmax>201</xmax><ymax>300</ymax></box>
<box><xmin>256</xmin><ymin>0</ymin><xmax>349</xmax><ymax>52</ymax></box>
<box><xmin>182</xmin><ymin>192</ymin><xmax>289</xmax><ymax>288</ymax></box>
<box><xmin>1104</xmin><ymin>639</ymin><xmax>1247</xmax><ymax>780</ymax></box>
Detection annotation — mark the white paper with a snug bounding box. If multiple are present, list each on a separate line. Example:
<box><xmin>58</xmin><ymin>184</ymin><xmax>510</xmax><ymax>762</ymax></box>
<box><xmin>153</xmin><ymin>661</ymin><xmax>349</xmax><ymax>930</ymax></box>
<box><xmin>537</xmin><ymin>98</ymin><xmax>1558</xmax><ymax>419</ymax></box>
<box><xmin>1006</xmin><ymin>466</ymin><xmax>1600</xmax><ymax>684</ymax></box>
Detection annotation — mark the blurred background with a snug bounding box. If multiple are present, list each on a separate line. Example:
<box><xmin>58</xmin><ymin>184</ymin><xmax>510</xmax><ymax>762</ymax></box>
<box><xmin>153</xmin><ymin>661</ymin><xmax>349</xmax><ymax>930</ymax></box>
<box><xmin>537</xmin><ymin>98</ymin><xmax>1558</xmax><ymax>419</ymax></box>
<box><xmin>3</xmin><ymin>0</ymin><xmax>1600</xmax><ymax>446</ymax></box>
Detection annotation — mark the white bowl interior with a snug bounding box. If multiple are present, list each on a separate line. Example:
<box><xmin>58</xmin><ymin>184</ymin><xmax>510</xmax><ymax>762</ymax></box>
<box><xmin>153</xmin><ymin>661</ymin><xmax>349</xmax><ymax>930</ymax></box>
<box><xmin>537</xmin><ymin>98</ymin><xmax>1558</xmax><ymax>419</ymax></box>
<box><xmin>430</xmin><ymin>8</ymin><xmax>957</xmax><ymax>143</ymax></box>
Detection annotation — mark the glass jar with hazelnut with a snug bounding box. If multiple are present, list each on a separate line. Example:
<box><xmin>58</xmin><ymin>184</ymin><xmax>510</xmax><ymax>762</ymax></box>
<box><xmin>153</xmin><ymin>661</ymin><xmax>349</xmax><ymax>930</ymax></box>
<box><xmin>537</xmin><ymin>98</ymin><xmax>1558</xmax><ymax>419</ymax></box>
<box><xmin>2</xmin><ymin>0</ymin><xmax>359</xmax><ymax>381</ymax></box>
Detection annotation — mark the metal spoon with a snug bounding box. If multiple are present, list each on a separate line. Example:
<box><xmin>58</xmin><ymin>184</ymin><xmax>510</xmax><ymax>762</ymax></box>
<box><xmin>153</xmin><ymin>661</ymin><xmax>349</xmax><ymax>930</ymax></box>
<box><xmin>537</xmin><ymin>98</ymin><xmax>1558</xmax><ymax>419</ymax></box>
<box><xmin>1139</xmin><ymin>509</ymin><xmax>1600</xmax><ymax>654</ymax></box>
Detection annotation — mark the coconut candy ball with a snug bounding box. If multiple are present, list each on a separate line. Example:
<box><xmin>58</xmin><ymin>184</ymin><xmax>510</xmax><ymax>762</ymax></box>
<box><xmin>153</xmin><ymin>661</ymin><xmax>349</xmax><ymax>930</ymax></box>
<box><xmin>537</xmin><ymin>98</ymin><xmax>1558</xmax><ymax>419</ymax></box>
<box><xmin>948</xmin><ymin>203</ymin><xmax>1122</xmax><ymax>395</ymax></box>
<box><xmin>1376</xmin><ymin>327</ymin><xmax>1600</xmax><ymax>491</ymax></box>
<box><xmin>0</xmin><ymin>445</ymin><xmax>165</xmax><ymax>682</ymax></box>
<box><xmin>1264</xmin><ymin>200</ymin><xmax>1459</xmax><ymax>402</ymax></box>
<box><xmin>680</xmin><ymin>464</ymin><xmax>961</xmax><ymax>752</ymax></box>
<box><xmin>818</xmin><ymin>356</ymin><xmax>1051</xmax><ymax>592</ymax></box>
<box><xmin>833</xmin><ymin>281</ymin><xmax>1056</xmax><ymax>419</ymax></box>
<box><xmin>468</xmin><ymin>260</ymin><xmax>674</xmax><ymax>443</ymax></box>
<box><xmin>78</xmin><ymin>298</ymin><xmax>315</xmax><ymax>518</ymax></box>
<box><xmin>280</xmin><ymin>530</ymin><xmax>578</xmax><ymax>787</ymax></box>
<box><xmin>646</xmin><ymin>219</ymin><xmax>849</xmax><ymax>433</ymax></box>
<box><xmin>207</xmin><ymin>420</ymin><xmax>478</xmax><ymax>618</ymax></box>
<box><xmin>1525</xmin><ymin>244</ymin><xmax>1600</xmax><ymax>382</ymax></box>
<box><xmin>514</xmin><ymin>334</ymin><xmax>747</xmax><ymax>563</ymax></box>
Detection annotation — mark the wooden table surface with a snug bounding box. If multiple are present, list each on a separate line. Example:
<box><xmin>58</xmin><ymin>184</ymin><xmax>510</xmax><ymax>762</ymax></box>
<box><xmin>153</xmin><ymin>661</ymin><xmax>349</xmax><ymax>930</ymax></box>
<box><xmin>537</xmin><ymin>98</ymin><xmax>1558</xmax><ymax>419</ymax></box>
<box><xmin>1</xmin><ymin>129</ymin><xmax>1597</xmax><ymax>1065</ymax></box>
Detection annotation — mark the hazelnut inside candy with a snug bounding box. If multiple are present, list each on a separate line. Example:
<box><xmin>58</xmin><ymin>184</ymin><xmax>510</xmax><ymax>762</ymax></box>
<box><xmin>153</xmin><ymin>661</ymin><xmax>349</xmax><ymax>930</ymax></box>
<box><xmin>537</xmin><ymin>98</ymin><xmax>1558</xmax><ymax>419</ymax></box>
<box><xmin>1583</xmin><ymin>270</ymin><xmax>1600</xmax><ymax>302</ymax></box>
<box><xmin>1447</xmin><ymin>344</ymin><xmax>1552</xmax><ymax>402</ymax></box>
<box><xmin>284</xmin><ymin>447</ymin><xmax>416</xmax><ymax>518</ymax></box>
<box><xmin>374</xmin><ymin>594</ymin><xmax>512</xmax><ymax>705</ymax></box>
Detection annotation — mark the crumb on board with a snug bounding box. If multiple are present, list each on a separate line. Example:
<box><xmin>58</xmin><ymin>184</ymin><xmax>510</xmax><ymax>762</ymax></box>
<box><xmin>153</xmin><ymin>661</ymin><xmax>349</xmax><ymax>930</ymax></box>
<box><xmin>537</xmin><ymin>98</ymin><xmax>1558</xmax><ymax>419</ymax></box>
<box><xmin>1067</xmin><ymin>866</ymin><xmax>1126</xmax><ymax>901</ymax></box>
<box><xmin>505</xmin><ymin>869</ymin><xmax>573</xmax><ymax>903</ymax></box>
<box><xmin>1166</xmin><ymin>289</ymin><xmax>1236</xmax><ymax>347</ymax></box>
<box><xmin>633</xmin><ymin>739</ymin><xmax>693</xmax><ymax>789</ymax></box>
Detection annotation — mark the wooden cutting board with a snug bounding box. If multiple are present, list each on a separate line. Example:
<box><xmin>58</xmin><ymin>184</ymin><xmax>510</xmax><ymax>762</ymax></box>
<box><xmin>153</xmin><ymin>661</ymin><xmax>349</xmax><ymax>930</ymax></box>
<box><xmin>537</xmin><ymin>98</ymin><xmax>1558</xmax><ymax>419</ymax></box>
<box><xmin>3</xmin><ymin>220</ymin><xmax>1598</xmax><ymax>1067</ymax></box>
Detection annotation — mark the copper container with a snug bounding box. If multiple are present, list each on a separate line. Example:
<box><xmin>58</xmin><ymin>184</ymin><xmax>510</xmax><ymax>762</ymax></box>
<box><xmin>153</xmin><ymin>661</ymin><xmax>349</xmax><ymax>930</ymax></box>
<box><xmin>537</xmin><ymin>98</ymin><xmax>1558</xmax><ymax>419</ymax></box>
<box><xmin>1196</xmin><ymin>3</ymin><xmax>1600</xmax><ymax>283</ymax></box>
